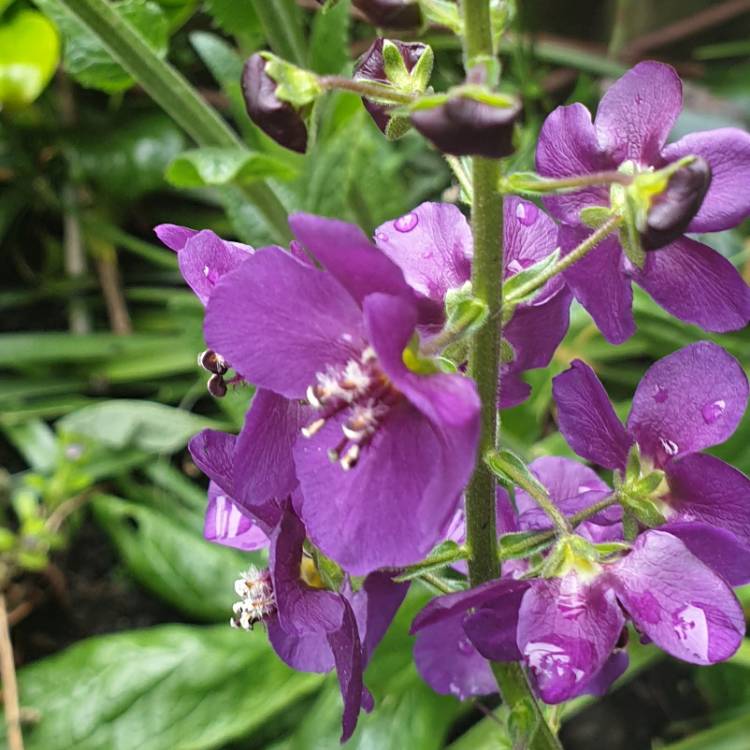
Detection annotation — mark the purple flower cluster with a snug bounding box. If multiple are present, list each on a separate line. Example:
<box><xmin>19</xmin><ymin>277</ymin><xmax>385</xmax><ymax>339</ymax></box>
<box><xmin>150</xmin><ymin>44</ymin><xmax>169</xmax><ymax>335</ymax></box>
<box><xmin>154</xmin><ymin>60</ymin><xmax>750</xmax><ymax>738</ymax></box>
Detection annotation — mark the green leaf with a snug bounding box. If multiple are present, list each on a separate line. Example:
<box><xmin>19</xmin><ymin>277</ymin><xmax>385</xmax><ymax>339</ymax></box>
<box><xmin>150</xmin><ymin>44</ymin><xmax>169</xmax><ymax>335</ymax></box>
<box><xmin>165</xmin><ymin>147</ymin><xmax>297</xmax><ymax>188</ymax></box>
<box><xmin>1</xmin><ymin>419</ymin><xmax>58</xmax><ymax>472</ymax></box>
<box><xmin>309</xmin><ymin>0</ymin><xmax>350</xmax><ymax>75</ymax></box>
<box><xmin>91</xmin><ymin>494</ymin><xmax>257</xmax><ymax>620</ymax></box>
<box><xmin>0</xmin><ymin>9</ymin><xmax>60</xmax><ymax>107</ymax></box>
<box><xmin>661</xmin><ymin>715</ymin><xmax>750</xmax><ymax>750</ymax></box>
<box><xmin>204</xmin><ymin>0</ymin><xmax>263</xmax><ymax>50</ymax></box>
<box><xmin>57</xmin><ymin>400</ymin><xmax>223</xmax><ymax>454</ymax></box>
<box><xmin>502</xmin><ymin>249</ymin><xmax>561</xmax><ymax>308</ymax></box>
<box><xmin>6</xmin><ymin>624</ymin><xmax>321</xmax><ymax>750</ymax></box>
<box><xmin>66</xmin><ymin>112</ymin><xmax>186</xmax><ymax>197</ymax></box>
<box><xmin>34</xmin><ymin>0</ymin><xmax>169</xmax><ymax>93</ymax></box>
<box><xmin>417</xmin><ymin>0</ymin><xmax>462</xmax><ymax>34</ymax></box>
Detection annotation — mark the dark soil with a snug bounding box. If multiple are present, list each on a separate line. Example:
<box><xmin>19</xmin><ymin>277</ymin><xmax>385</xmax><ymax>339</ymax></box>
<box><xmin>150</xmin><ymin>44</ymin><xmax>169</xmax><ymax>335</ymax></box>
<box><xmin>11</xmin><ymin>516</ymin><xmax>185</xmax><ymax>668</ymax></box>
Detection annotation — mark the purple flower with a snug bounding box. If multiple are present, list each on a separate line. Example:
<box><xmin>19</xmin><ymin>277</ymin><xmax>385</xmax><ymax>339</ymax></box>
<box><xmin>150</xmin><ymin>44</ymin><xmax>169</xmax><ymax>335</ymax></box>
<box><xmin>413</xmin><ymin>529</ymin><xmax>744</xmax><ymax>704</ymax></box>
<box><xmin>186</xmin><ymin>430</ymin><xmax>408</xmax><ymax>740</ymax></box>
<box><xmin>412</xmin><ymin>457</ymin><xmax>620</xmax><ymax>700</ymax></box>
<box><xmin>202</xmin><ymin>213</ymin><xmax>481</xmax><ymax>575</ymax></box>
<box><xmin>537</xmin><ymin>60</ymin><xmax>750</xmax><ymax>343</ymax></box>
<box><xmin>553</xmin><ymin>341</ymin><xmax>750</xmax><ymax>583</ymax></box>
<box><xmin>373</xmin><ymin>199</ymin><xmax>572</xmax><ymax>407</ymax></box>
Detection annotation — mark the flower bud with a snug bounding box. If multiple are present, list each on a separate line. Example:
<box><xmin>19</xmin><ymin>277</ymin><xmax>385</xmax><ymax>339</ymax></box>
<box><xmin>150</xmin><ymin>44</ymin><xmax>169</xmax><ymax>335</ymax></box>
<box><xmin>411</xmin><ymin>91</ymin><xmax>521</xmax><ymax>158</ymax></box>
<box><xmin>241</xmin><ymin>53</ymin><xmax>308</xmax><ymax>153</ymax></box>
<box><xmin>352</xmin><ymin>0</ymin><xmax>421</xmax><ymax>29</ymax></box>
<box><xmin>354</xmin><ymin>38</ymin><xmax>432</xmax><ymax>138</ymax></box>
<box><xmin>641</xmin><ymin>157</ymin><xmax>712</xmax><ymax>250</ymax></box>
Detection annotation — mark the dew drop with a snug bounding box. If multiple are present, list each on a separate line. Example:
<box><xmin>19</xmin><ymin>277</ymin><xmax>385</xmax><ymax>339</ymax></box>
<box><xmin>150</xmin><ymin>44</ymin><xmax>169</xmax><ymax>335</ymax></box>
<box><xmin>515</xmin><ymin>201</ymin><xmax>539</xmax><ymax>226</ymax></box>
<box><xmin>653</xmin><ymin>385</ymin><xmax>668</xmax><ymax>404</ymax></box>
<box><xmin>203</xmin><ymin>265</ymin><xmax>220</xmax><ymax>285</ymax></box>
<box><xmin>701</xmin><ymin>399</ymin><xmax>726</xmax><ymax>425</ymax></box>
<box><xmin>448</xmin><ymin>681</ymin><xmax>464</xmax><ymax>698</ymax></box>
<box><xmin>394</xmin><ymin>212</ymin><xmax>419</xmax><ymax>233</ymax></box>
<box><xmin>374</xmin><ymin>230</ymin><xmax>388</xmax><ymax>243</ymax></box>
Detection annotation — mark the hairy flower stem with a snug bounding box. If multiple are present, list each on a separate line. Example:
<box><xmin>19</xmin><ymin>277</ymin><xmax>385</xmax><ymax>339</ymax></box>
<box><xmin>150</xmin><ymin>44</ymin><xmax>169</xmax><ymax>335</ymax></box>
<box><xmin>319</xmin><ymin>76</ymin><xmax>418</xmax><ymax>104</ymax></box>
<box><xmin>503</xmin><ymin>170</ymin><xmax>632</xmax><ymax>195</ymax></box>
<box><xmin>504</xmin><ymin>216</ymin><xmax>622</xmax><ymax>307</ymax></box>
<box><xmin>57</xmin><ymin>0</ymin><xmax>291</xmax><ymax>243</ymax></box>
<box><xmin>461</xmin><ymin>2</ymin><xmax>562</xmax><ymax>748</ymax></box>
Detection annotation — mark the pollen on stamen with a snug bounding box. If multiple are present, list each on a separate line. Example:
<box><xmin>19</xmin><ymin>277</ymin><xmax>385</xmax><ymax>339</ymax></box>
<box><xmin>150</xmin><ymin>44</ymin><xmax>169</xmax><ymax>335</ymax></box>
<box><xmin>230</xmin><ymin>566</ymin><xmax>275</xmax><ymax>631</ymax></box>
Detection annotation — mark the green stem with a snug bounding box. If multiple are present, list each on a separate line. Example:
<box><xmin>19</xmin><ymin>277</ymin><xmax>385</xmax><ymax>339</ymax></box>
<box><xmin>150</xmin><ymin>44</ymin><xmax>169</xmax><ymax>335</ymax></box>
<box><xmin>504</xmin><ymin>216</ymin><xmax>621</xmax><ymax>306</ymax></box>
<box><xmin>503</xmin><ymin>170</ymin><xmax>631</xmax><ymax>195</ymax></box>
<box><xmin>319</xmin><ymin>76</ymin><xmax>418</xmax><ymax>104</ymax></box>
<box><xmin>57</xmin><ymin>0</ymin><xmax>291</xmax><ymax>242</ymax></box>
<box><xmin>252</xmin><ymin>0</ymin><xmax>307</xmax><ymax>67</ymax></box>
<box><xmin>445</xmin><ymin>155</ymin><xmax>474</xmax><ymax>202</ymax></box>
<box><xmin>460</xmin><ymin>2</ymin><xmax>561</xmax><ymax>748</ymax></box>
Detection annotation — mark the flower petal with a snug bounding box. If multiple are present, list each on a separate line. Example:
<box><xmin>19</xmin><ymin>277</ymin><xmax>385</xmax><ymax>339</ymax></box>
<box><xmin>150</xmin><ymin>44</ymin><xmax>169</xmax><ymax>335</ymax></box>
<box><xmin>267</xmin><ymin>620</ymin><xmax>334</xmax><ymax>672</ymax></box>
<box><xmin>627</xmin><ymin>342</ymin><xmax>748</xmax><ymax>463</ymax></box>
<box><xmin>665</xmin><ymin>452</ymin><xmax>750</xmax><ymax>549</ymax></box>
<box><xmin>516</xmin><ymin>574</ymin><xmax>624</xmax><ymax>704</ymax></box>
<box><xmin>411</xmin><ymin>578</ymin><xmax>530</xmax><ymax>634</ymax></box>
<box><xmin>661</xmin><ymin>522</ymin><xmax>750</xmax><ymax>587</ymax></box>
<box><xmin>414</xmin><ymin>609</ymin><xmax>496</xmax><ymax>700</ymax></box>
<box><xmin>633</xmin><ymin>237</ymin><xmax>750</xmax><ymax>333</ymax></box>
<box><xmin>536</xmin><ymin>103</ymin><xmax>613</xmax><ymax>224</ymax></box>
<box><xmin>516</xmin><ymin>456</ymin><xmax>614</xmax><ymax>530</ymax></box>
<box><xmin>374</xmin><ymin>202</ymin><xmax>472</xmax><ymax>304</ymax></box>
<box><xmin>294</xmin><ymin>402</ymin><xmax>458</xmax><ymax>575</ymax></box>
<box><xmin>350</xmin><ymin>573</ymin><xmax>409</xmax><ymax>664</ymax></box>
<box><xmin>661</xmin><ymin>128</ymin><xmax>750</xmax><ymax>232</ymax></box>
<box><xmin>188</xmin><ymin>429</ymin><xmax>236</xmax><ymax>496</ymax></box>
<box><xmin>611</xmin><ymin>530</ymin><xmax>744</xmax><ymax>664</ymax></box>
<box><xmin>154</xmin><ymin>223</ymin><xmax>198</xmax><ymax>252</ymax></box>
<box><xmin>204</xmin><ymin>246</ymin><xmax>366</xmax><ymax>399</ymax></box>
<box><xmin>505</xmin><ymin>197</ymin><xmax>564</xmax><ymax>299</ymax></box>
<box><xmin>498</xmin><ymin>370</ymin><xmax>531</xmax><ymax>410</ymax></box>
<box><xmin>553</xmin><ymin>360</ymin><xmax>633</xmax><ymax>470</ymax></box>
<box><xmin>270</xmin><ymin>509</ymin><xmax>346</xmax><ymax>637</ymax></box>
<box><xmin>327</xmin><ymin>600</ymin><xmax>365</xmax><ymax>742</ymax></box>
<box><xmin>233</xmin><ymin>389</ymin><xmax>306</xmax><ymax>525</ymax></box>
<box><xmin>289</xmin><ymin>212</ymin><xmax>414</xmax><ymax>308</ymax></box>
<box><xmin>595</xmin><ymin>61</ymin><xmax>682</xmax><ymax>165</ymax></box>
<box><xmin>178</xmin><ymin>230</ymin><xmax>252</xmax><ymax>306</ymax></box>
<box><xmin>204</xmin><ymin>483</ymin><xmax>269</xmax><ymax>550</ymax></box>
<box><xmin>582</xmin><ymin>649</ymin><xmax>629</xmax><ymax>697</ymax></box>
<box><xmin>559</xmin><ymin>225</ymin><xmax>635</xmax><ymax>344</ymax></box>
<box><xmin>504</xmin><ymin>287</ymin><xmax>573</xmax><ymax>373</ymax></box>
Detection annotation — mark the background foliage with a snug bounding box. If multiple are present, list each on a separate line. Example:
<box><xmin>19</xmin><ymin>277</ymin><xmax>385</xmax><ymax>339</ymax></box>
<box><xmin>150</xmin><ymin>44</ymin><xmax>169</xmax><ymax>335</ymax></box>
<box><xmin>1</xmin><ymin>0</ymin><xmax>749</xmax><ymax>748</ymax></box>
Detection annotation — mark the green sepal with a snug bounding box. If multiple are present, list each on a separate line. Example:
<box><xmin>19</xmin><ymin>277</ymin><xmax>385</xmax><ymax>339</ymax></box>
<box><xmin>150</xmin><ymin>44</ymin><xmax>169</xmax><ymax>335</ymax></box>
<box><xmin>620</xmin><ymin>191</ymin><xmax>646</xmax><ymax>268</ymax></box>
<box><xmin>593</xmin><ymin>541</ymin><xmax>631</xmax><ymax>559</ymax></box>
<box><xmin>417</xmin><ymin>0</ymin><xmax>462</xmax><ymax>34</ymax></box>
<box><xmin>409</xmin><ymin>43</ymin><xmax>434</xmax><ymax>92</ymax></box>
<box><xmin>262</xmin><ymin>52</ymin><xmax>322</xmax><ymax>108</ymax></box>
<box><xmin>625</xmin><ymin>443</ymin><xmax>642</xmax><ymax>482</ymax></box>
<box><xmin>541</xmin><ymin>534</ymin><xmax>600</xmax><ymax>579</ymax></box>
<box><xmin>620</xmin><ymin>491</ymin><xmax>667</xmax><ymax>529</ymax></box>
<box><xmin>382</xmin><ymin>40</ymin><xmax>411</xmax><ymax>87</ymax></box>
<box><xmin>622</xmin><ymin>509</ymin><xmax>639</xmax><ymax>541</ymax></box>
<box><xmin>486</xmin><ymin>449</ymin><xmax>547</xmax><ymax>497</ymax></box>
<box><xmin>498</xmin><ymin>530</ymin><xmax>555</xmax><ymax>560</ymax></box>
<box><xmin>312</xmin><ymin>546</ymin><xmax>345</xmax><ymax>591</ymax></box>
<box><xmin>384</xmin><ymin>114</ymin><xmax>412</xmax><ymax>140</ymax></box>
<box><xmin>581</xmin><ymin>205</ymin><xmax>613</xmax><ymax>228</ymax></box>
<box><xmin>402</xmin><ymin>334</ymin><xmax>440</xmax><ymax>375</ymax></box>
<box><xmin>503</xmin><ymin>248</ymin><xmax>561</xmax><ymax>307</ymax></box>
<box><xmin>444</xmin><ymin>284</ymin><xmax>489</xmax><ymax>338</ymax></box>
<box><xmin>499</xmin><ymin>337</ymin><xmax>516</xmax><ymax>365</ymax></box>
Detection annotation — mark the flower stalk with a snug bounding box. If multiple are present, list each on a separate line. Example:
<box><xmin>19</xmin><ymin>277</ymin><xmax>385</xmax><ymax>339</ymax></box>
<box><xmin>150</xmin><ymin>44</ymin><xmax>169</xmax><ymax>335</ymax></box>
<box><xmin>318</xmin><ymin>75</ymin><xmax>419</xmax><ymax>104</ymax></box>
<box><xmin>460</xmin><ymin>1</ymin><xmax>562</xmax><ymax>748</ymax></box>
<box><xmin>504</xmin><ymin>215</ymin><xmax>622</xmax><ymax>308</ymax></box>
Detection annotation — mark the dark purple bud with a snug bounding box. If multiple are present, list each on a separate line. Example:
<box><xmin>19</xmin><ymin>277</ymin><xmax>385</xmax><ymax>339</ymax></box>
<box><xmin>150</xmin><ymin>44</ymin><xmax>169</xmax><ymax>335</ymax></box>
<box><xmin>354</xmin><ymin>38</ymin><xmax>429</xmax><ymax>134</ymax></box>
<box><xmin>207</xmin><ymin>373</ymin><xmax>228</xmax><ymax>398</ymax></box>
<box><xmin>642</xmin><ymin>158</ymin><xmax>712</xmax><ymax>250</ymax></box>
<box><xmin>241</xmin><ymin>53</ymin><xmax>307</xmax><ymax>153</ymax></box>
<box><xmin>411</xmin><ymin>94</ymin><xmax>521</xmax><ymax>159</ymax></box>
<box><xmin>352</xmin><ymin>0</ymin><xmax>421</xmax><ymax>29</ymax></box>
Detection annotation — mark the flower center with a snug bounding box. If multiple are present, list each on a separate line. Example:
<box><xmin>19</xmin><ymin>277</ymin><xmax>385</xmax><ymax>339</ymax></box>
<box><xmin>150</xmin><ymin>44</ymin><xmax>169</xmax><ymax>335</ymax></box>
<box><xmin>231</xmin><ymin>566</ymin><xmax>276</xmax><ymax>630</ymax></box>
<box><xmin>300</xmin><ymin>347</ymin><xmax>401</xmax><ymax>471</ymax></box>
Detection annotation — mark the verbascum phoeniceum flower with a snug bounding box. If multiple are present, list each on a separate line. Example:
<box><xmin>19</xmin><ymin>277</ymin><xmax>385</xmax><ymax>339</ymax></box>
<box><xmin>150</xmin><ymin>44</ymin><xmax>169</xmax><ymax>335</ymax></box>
<box><xmin>537</xmin><ymin>60</ymin><xmax>750</xmax><ymax>343</ymax></box>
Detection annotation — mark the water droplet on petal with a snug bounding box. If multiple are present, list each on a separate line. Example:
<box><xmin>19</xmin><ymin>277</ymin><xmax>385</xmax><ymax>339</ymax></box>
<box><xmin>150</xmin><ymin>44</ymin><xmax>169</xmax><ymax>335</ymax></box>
<box><xmin>457</xmin><ymin>637</ymin><xmax>474</xmax><ymax>655</ymax></box>
<box><xmin>653</xmin><ymin>385</ymin><xmax>668</xmax><ymax>404</ymax></box>
<box><xmin>374</xmin><ymin>230</ymin><xmax>388</xmax><ymax>243</ymax></box>
<box><xmin>702</xmin><ymin>399</ymin><xmax>726</xmax><ymax>424</ymax></box>
<box><xmin>673</xmin><ymin>604</ymin><xmax>709</xmax><ymax>661</ymax></box>
<box><xmin>421</xmin><ymin>250</ymin><xmax>433</xmax><ymax>260</ymax></box>
<box><xmin>448</xmin><ymin>681</ymin><xmax>464</xmax><ymax>698</ymax></box>
<box><xmin>203</xmin><ymin>265</ymin><xmax>220</xmax><ymax>285</ymax></box>
<box><xmin>515</xmin><ymin>201</ymin><xmax>539</xmax><ymax>226</ymax></box>
<box><xmin>394</xmin><ymin>212</ymin><xmax>419</xmax><ymax>233</ymax></box>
